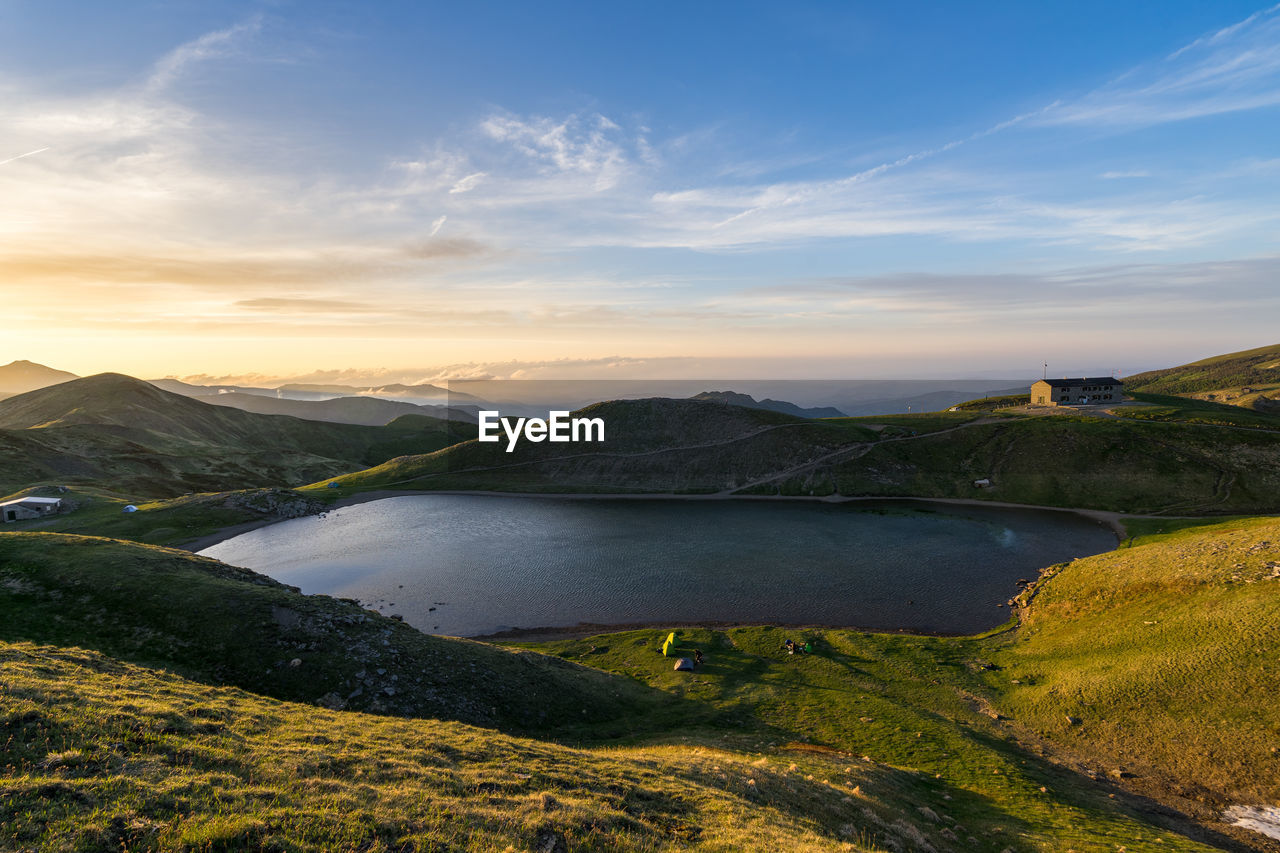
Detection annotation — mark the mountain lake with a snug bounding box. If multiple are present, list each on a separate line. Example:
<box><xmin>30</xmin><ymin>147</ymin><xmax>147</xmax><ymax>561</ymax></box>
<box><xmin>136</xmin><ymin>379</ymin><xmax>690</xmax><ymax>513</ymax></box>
<box><xmin>199</xmin><ymin>495</ymin><xmax>1118</xmax><ymax>637</ymax></box>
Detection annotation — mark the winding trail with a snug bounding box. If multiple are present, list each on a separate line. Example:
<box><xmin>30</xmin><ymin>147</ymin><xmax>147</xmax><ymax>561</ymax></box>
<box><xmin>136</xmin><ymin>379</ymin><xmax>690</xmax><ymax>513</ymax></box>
<box><xmin>722</xmin><ymin>416</ymin><xmax>1006</xmax><ymax>495</ymax></box>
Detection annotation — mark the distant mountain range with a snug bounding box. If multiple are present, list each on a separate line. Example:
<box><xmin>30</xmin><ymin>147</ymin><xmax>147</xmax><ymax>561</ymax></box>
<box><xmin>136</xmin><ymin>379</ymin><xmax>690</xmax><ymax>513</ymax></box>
<box><xmin>0</xmin><ymin>373</ymin><xmax>475</xmax><ymax>497</ymax></box>
<box><xmin>0</xmin><ymin>360</ymin><xmax>1036</xmax><ymax>422</ymax></box>
<box><xmin>150</xmin><ymin>377</ymin><xmax>488</xmax><ymax>412</ymax></box>
<box><xmin>188</xmin><ymin>391</ymin><xmax>479</xmax><ymax>427</ymax></box>
<box><xmin>689</xmin><ymin>390</ymin><xmax>846</xmax><ymax>418</ymax></box>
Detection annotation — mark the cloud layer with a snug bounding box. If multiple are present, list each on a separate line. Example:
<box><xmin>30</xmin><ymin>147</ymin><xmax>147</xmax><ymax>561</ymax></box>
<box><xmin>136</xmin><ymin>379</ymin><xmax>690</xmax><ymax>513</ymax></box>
<box><xmin>3</xmin><ymin>7</ymin><xmax>1280</xmax><ymax>377</ymax></box>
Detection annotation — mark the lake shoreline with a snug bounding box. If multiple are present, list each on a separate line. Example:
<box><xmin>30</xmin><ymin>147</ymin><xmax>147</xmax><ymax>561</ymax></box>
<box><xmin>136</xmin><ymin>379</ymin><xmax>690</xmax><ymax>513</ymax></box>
<box><xmin>469</xmin><ymin>617</ymin><xmax>1017</xmax><ymax>643</ymax></box>
<box><xmin>181</xmin><ymin>489</ymin><xmax>1131</xmax><ymax>552</ymax></box>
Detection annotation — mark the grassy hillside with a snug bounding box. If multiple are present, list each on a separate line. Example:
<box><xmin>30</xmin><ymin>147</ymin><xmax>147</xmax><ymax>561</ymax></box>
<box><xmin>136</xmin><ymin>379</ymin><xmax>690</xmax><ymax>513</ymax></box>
<box><xmin>0</xmin><ymin>374</ymin><xmax>475</xmax><ymax>497</ymax></box>
<box><xmin>949</xmin><ymin>393</ymin><xmax>1031</xmax><ymax>412</ymax></box>
<box><xmin>1111</xmin><ymin>392</ymin><xmax>1280</xmax><ymax>431</ymax></box>
<box><xmin>792</xmin><ymin>416</ymin><xmax>1280</xmax><ymax>514</ymax></box>
<box><xmin>2</xmin><ymin>486</ymin><xmax>324</xmax><ymax>548</ymax></box>
<box><xmin>0</xmin><ymin>532</ymin><xmax>670</xmax><ymax>736</ymax></box>
<box><xmin>1125</xmin><ymin>343</ymin><xmax>1280</xmax><ymax>396</ymax></box>
<box><xmin>9</xmin><ymin>520</ymin><xmax>1278</xmax><ymax>850</ymax></box>
<box><xmin>0</xmin><ymin>640</ymin><xmax>974</xmax><ymax>853</ymax></box>
<box><xmin>308</xmin><ymin>398</ymin><xmax>879</xmax><ymax>496</ymax></box>
<box><xmin>986</xmin><ymin>516</ymin><xmax>1280</xmax><ymax>819</ymax></box>
<box><xmin>302</xmin><ymin>396</ymin><xmax>1280</xmax><ymax>515</ymax></box>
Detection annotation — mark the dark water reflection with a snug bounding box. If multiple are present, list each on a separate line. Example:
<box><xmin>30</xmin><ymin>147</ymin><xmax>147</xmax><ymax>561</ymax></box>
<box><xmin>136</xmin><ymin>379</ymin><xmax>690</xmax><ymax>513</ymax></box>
<box><xmin>199</xmin><ymin>496</ymin><xmax>1117</xmax><ymax>636</ymax></box>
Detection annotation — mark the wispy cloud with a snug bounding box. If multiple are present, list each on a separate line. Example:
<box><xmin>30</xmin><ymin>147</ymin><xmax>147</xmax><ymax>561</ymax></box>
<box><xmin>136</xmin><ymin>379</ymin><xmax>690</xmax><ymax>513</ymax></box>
<box><xmin>448</xmin><ymin>172</ymin><xmax>486</xmax><ymax>194</ymax></box>
<box><xmin>5</xmin><ymin>9</ymin><xmax>1280</xmax><ymax>380</ymax></box>
<box><xmin>479</xmin><ymin>112</ymin><xmax>633</xmax><ymax>190</ymax></box>
<box><xmin>749</xmin><ymin>255</ymin><xmax>1280</xmax><ymax>320</ymax></box>
<box><xmin>1037</xmin><ymin>4</ymin><xmax>1280</xmax><ymax>126</ymax></box>
<box><xmin>146</xmin><ymin>16</ymin><xmax>263</xmax><ymax>92</ymax></box>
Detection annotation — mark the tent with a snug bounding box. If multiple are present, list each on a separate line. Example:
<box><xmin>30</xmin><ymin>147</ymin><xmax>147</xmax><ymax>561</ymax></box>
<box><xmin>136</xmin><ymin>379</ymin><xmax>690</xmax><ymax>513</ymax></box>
<box><xmin>661</xmin><ymin>631</ymin><xmax>681</xmax><ymax>657</ymax></box>
<box><xmin>673</xmin><ymin>658</ymin><xmax>694</xmax><ymax>672</ymax></box>
<box><xmin>122</xmin><ymin>505</ymin><xmax>138</xmax><ymax>513</ymax></box>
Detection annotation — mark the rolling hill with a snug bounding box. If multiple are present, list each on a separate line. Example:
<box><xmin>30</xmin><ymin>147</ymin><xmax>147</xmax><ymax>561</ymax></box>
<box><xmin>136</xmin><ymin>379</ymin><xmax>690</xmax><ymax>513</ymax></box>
<box><xmin>0</xmin><ymin>374</ymin><xmax>475</xmax><ymax>497</ymax></box>
<box><xmin>312</xmin><ymin>397</ymin><xmax>880</xmax><ymax>495</ymax></box>
<box><xmin>310</xmin><ymin>395</ymin><xmax>1280</xmax><ymax>516</ymax></box>
<box><xmin>1125</xmin><ymin>342</ymin><xmax>1280</xmax><ymax>401</ymax></box>
<box><xmin>0</xmin><ymin>532</ymin><xmax>667</xmax><ymax>734</ymax></box>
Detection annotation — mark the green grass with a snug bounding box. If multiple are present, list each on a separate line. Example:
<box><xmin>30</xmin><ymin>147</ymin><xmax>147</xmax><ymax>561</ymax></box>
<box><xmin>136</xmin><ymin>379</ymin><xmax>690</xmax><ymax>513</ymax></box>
<box><xmin>1118</xmin><ymin>515</ymin><xmax>1261</xmax><ymax>545</ymax></box>
<box><xmin>1109</xmin><ymin>392</ymin><xmax>1280</xmax><ymax>431</ymax></box>
<box><xmin>0</xmin><ymin>642</ymin><xmax>903</xmax><ymax>853</ymax></box>
<box><xmin>824</xmin><ymin>411</ymin><xmax>1005</xmax><ymax>434</ymax></box>
<box><xmin>0</xmin><ymin>486</ymin><xmax>307</xmax><ymax>549</ymax></box>
<box><xmin>987</xmin><ymin>516</ymin><xmax>1280</xmax><ymax>809</ymax></box>
<box><xmin>948</xmin><ymin>394</ymin><xmax>1031</xmax><ymax>412</ymax></box>
<box><xmin>1125</xmin><ymin>342</ymin><xmax>1280</xmax><ymax>395</ymax></box>
<box><xmin>819</xmin><ymin>416</ymin><xmax>1280</xmax><ymax>514</ymax></box>
<box><xmin>519</xmin><ymin>627</ymin><xmax>1222</xmax><ymax>851</ymax></box>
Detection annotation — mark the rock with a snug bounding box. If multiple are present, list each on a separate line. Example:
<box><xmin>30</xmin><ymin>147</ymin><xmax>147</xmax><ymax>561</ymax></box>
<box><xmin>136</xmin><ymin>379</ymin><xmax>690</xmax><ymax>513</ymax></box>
<box><xmin>315</xmin><ymin>692</ymin><xmax>345</xmax><ymax>710</ymax></box>
<box><xmin>222</xmin><ymin>488</ymin><xmax>324</xmax><ymax>519</ymax></box>
<box><xmin>1108</xmin><ymin>768</ymin><xmax>1134</xmax><ymax>779</ymax></box>
<box><xmin>271</xmin><ymin>605</ymin><xmax>303</xmax><ymax>630</ymax></box>
<box><xmin>1065</xmin><ymin>714</ymin><xmax>1081</xmax><ymax>725</ymax></box>
<box><xmin>534</xmin><ymin>828</ymin><xmax>569</xmax><ymax>853</ymax></box>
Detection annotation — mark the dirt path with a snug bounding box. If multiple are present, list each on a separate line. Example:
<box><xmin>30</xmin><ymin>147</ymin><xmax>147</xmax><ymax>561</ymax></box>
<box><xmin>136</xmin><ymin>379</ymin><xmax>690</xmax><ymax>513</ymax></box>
<box><xmin>725</xmin><ymin>416</ymin><xmax>1007</xmax><ymax>495</ymax></box>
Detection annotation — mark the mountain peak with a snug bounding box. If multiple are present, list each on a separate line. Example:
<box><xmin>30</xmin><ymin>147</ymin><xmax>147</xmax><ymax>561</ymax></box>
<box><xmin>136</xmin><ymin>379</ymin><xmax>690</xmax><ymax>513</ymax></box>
<box><xmin>0</xmin><ymin>359</ymin><xmax>79</xmax><ymax>395</ymax></box>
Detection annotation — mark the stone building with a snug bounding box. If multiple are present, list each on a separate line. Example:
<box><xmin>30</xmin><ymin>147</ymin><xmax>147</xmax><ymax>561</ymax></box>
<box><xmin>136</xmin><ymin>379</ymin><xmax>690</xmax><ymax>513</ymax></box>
<box><xmin>1030</xmin><ymin>377</ymin><xmax>1123</xmax><ymax>407</ymax></box>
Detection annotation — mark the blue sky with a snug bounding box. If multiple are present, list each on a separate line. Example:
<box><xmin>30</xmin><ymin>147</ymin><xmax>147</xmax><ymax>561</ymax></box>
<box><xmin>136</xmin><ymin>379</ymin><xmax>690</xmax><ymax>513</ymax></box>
<box><xmin>1</xmin><ymin>1</ymin><xmax>1278</xmax><ymax>381</ymax></box>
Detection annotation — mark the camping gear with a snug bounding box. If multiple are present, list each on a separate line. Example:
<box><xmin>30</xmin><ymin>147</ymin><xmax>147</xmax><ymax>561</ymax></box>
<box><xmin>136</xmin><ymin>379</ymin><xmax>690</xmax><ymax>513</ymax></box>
<box><xmin>673</xmin><ymin>658</ymin><xmax>694</xmax><ymax>671</ymax></box>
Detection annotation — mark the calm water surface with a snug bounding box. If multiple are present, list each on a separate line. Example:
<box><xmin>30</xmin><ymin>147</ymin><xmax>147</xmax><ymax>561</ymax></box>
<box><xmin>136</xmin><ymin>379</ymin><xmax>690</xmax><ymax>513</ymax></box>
<box><xmin>199</xmin><ymin>496</ymin><xmax>1116</xmax><ymax>636</ymax></box>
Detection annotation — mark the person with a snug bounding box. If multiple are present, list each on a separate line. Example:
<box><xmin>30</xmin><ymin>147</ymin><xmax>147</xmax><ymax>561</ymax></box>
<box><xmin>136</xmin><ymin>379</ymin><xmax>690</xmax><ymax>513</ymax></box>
<box><xmin>693</xmin><ymin>649</ymin><xmax>704</xmax><ymax>666</ymax></box>
<box><xmin>783</xmin><ymin>639</ymin><xmax>795</xmax><ymax>654</ymax></box>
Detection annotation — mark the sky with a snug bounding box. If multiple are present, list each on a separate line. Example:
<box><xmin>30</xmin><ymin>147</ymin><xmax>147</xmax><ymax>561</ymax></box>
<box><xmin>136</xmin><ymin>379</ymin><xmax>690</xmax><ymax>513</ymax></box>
<box><xmin>2</xmin><ymin>0</ymin><xmax>1279</xmax><ymax>383</ymax></box>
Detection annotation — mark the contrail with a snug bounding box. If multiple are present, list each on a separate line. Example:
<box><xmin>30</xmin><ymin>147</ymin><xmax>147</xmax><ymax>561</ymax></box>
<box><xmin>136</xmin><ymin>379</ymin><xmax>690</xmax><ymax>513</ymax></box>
<box><xmin>0</xmin><ymin>147</ymin><xmax>50</xmax><ymax>166</ymax></box>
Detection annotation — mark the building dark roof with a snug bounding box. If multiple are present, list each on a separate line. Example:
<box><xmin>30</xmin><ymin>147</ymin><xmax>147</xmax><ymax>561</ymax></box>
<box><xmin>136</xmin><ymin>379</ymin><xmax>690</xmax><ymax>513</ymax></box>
<box><xmin>1036</xmin><ymin>377</ymin><xmax>1123</xmax><ymax>387</ymax></box>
